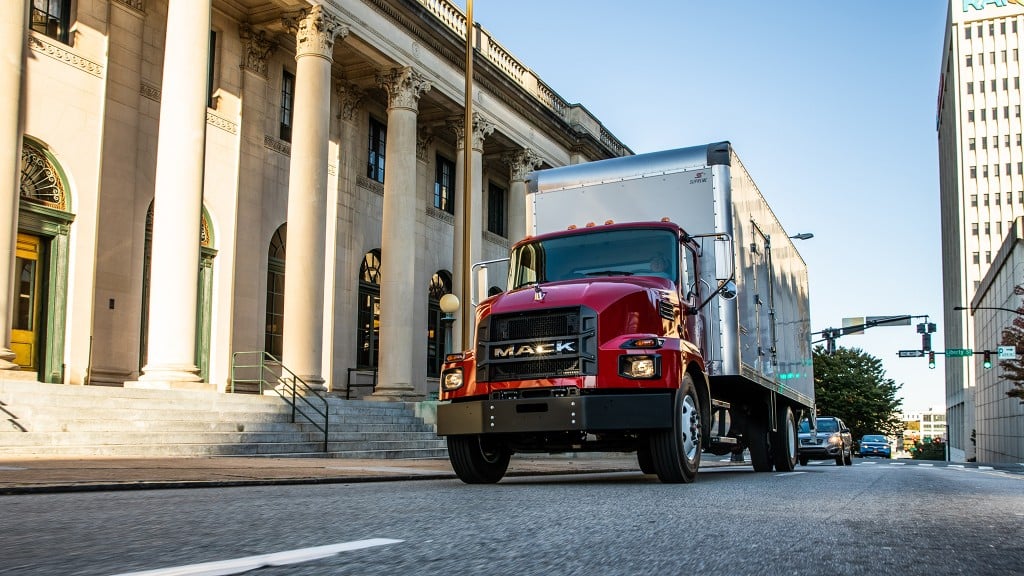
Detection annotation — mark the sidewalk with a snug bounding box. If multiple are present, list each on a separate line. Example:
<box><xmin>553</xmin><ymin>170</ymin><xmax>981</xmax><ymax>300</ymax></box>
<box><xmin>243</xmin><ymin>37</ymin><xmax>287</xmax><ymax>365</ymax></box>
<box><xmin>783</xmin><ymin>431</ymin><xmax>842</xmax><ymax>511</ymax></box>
<box><xmin>0</xmin><ymin>454</ymin><xmax>683</xmax><ymax>494</ymax></box>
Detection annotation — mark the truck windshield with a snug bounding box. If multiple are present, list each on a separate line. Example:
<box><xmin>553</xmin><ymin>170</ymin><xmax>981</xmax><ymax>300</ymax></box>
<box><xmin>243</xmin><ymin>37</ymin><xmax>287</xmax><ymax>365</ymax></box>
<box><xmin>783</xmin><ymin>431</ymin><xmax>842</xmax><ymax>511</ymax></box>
<box><xmin>508</xmin><ymin>228</ymin><xmax>678</xmax><ymax>290</ymax></box>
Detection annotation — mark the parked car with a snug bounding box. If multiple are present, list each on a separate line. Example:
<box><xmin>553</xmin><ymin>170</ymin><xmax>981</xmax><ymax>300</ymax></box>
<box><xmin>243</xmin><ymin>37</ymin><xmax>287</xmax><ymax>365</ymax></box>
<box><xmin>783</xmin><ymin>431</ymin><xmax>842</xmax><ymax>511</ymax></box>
<box><xmin>798</xmin><ymin>417</ymin><xmax>853</xmax><ymax>466</ymax></box>
<box><xmin>857</xmin><ymin>434</ymin><xmax>892</xmax><ymax>458</ymax></box>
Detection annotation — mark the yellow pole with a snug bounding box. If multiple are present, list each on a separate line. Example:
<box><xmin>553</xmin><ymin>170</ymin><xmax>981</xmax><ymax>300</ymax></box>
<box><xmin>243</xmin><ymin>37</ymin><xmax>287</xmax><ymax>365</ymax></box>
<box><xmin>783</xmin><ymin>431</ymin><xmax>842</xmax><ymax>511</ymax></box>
<box><xmin>461</xmin><ymin>0</ymin><xmax>474</xmax><ymax>350</ymax></box>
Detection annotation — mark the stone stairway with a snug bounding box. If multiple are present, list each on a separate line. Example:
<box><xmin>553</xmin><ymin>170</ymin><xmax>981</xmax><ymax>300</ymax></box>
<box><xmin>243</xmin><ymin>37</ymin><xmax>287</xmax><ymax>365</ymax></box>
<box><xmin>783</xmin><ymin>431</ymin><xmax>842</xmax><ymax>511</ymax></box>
<box><xmin>0</xmin><ymin>379</ymin><xmax>448</xmax><ymax>459</ymax></box>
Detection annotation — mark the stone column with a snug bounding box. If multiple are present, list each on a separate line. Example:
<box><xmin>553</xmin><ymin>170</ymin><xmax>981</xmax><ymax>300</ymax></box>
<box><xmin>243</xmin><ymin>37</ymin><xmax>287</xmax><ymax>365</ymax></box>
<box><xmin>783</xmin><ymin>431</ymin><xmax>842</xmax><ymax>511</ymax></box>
<box><xmin>280</xmin><ymin>6</ymin><xmax>346</xmax><ymax>391</ymax></box>
<box><xmin>503</xmin><ymin>148</ymin><xmax>542</xmax><ymax>244</ymax></box>
<box><xmin>137</xmin><ymin>0</ymin><xmax>213</xmax><ymax>388</ymax></box>
<box><xmin>370</xmin><ymin>67</ymin><xmax>430</xmax><ymax>401</ymax></box>
<box><xmin>0</xmin><ymin>2</ymin><xmax>28</xmax><ymax>370</ymax></box>
<box><xmin>447</xmin><ymin>113</ymin><xmax>493</xmax><ymax>351</ymax></box>
<box><xmin>231</xmin><ymin>24</ymin><xmax>275</xmax><ymax>357</ymax></box>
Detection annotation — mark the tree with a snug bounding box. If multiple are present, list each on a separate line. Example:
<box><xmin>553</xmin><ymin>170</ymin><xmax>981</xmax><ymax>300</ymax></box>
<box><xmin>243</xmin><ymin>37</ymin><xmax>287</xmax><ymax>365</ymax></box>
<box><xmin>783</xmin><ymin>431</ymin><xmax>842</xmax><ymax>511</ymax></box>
<box><xmin>997</xmin><ymin>284</ymin><xmax>1024</xmax><ymax>404</ymax></box>
<box><xmin>812</xmin><ymin>345</ymin><xmax>903</xmax><ymax>440</ymax></box>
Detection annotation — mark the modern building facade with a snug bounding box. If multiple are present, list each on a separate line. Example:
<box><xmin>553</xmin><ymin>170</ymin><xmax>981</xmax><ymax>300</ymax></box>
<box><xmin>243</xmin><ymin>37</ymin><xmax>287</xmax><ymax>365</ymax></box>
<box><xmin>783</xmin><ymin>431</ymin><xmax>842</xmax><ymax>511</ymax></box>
<box><xmin>939</xmin><ymin>0</ymin><xmax>1024</xmax><ymax>461</ymax></box>
<box><xmin>2</xmin><ymin>0</ymin><xmax>629</xmax><ymax>400</ymax></box>
<box><xmin>898</xmin><ymin>408</ymin><xmax>948</xmax><ymax>453</ymax></box>
<box><xmin>968</xmin><ymin>217</ymin><xmax>1024</xmax><ymax>463</ymax></box>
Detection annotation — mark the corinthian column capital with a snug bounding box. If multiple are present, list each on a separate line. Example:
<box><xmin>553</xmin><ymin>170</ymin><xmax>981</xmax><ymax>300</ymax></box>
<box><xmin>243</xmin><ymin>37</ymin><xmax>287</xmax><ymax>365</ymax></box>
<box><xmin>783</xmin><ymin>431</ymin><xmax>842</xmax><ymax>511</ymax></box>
<box><xmin>503</xmin><ymin>148</ymin><xmax>542</xmax><ymax>182</ymax></box>
<box><xmin>239</xmin><ymin>23</ymin><xmax>274</xmax><ymax>76</ymax></box>
<box><xmin>283</xmin><ymin>5</ymin><xmax>348</xmax><ymax>59</ymax></box>
<box><xmin>376</xmin><ymin>67</ymin><xmax>431</xmax><ymax>112</ymax></box>
<box><xmin>336</xmin><ymin>80</ymin><xmax>364</xmax><ymax>122</ymax></box>
<box><xmin>447</xmin><ymin>112</ymin><xmax>494</xmax><ymax>152</ymax></box>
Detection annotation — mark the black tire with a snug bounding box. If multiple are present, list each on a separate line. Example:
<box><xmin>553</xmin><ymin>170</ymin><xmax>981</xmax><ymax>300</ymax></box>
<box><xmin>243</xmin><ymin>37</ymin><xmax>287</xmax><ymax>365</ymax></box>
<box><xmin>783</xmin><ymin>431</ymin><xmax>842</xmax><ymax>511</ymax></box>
<box><xmin>637</xmin><ymin>442</ymin><xmax>656</xmax><ymax>475</ymax></box>
<box><xmin>835</xmin><ymin>454</ymin><xmax>844</xmax><ymax>466</ymax></box>
<box><xmin>844</xmin><ymin>450</ymin><xmax>853</xmax><ymax>466</ymax></box>
<box><xmin>799</xmin><ymin>455</ymin><xmax>809</xmax><ymax>466</ymax></box>
<box><xmin>649</xmin><ymin>374</ymin><xmax>702</xmax><ymax>483</ymax></box>
<box><xmin>748</xmin><ymin>415</ymin><xmax>772</xmax><ymax>472</ymax></box>
<box><xmin>771</xmin><ymin>405</ymin><xmax>799</xmax><ymax>472</ymax></box>
<box><xmin>446</xmin><ymin>435</ymin><xmax>511</xmax><ymax>484</ymax></box>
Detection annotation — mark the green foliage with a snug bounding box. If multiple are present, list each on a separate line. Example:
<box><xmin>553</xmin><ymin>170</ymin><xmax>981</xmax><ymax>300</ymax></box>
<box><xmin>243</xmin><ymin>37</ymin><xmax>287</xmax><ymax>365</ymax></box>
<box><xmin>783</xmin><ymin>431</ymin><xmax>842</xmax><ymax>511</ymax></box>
<box><xmin>812</xmin><ymin>345</ymin><xmax>903</xmax><ymax>440</ymax></box>
<box><xmin>911</xmin><ymin>440</ymin><xmax>946</xmax><ymax>461</ymax></box>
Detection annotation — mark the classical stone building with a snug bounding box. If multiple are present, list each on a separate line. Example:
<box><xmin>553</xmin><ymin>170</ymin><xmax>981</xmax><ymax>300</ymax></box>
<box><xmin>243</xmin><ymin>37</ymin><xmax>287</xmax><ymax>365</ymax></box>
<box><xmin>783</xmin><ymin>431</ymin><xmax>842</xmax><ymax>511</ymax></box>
<box><xmin>2</xmin><ymin>0</ymin><xmax>629</xmax><ymax>400</ymax></box>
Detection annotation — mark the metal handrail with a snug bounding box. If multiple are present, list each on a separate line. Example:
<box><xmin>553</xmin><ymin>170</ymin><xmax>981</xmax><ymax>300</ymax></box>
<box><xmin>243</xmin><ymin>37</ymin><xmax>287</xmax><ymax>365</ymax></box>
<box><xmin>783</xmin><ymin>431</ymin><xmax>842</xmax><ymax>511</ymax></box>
<box><xmin>345</xmin><ymin>367</ymin><xmax>377</xmax><ymax>399</ymax></box>
<box><xmin>231</xmin><ymin>351</ymin><xmax>329</xmax><ymax>452</ymax></box>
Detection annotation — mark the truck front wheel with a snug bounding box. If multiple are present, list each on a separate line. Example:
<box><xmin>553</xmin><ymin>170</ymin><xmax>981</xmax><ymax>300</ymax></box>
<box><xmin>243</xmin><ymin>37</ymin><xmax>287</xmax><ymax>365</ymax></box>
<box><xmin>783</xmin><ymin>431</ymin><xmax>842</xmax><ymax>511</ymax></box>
<box><xmin>649</xmin><ymin>374</ymin><xmax>702</xmax><ymax>483</ymax></box>
<box><xmin>447</xmin><ymin>435</ymin><xmax>511</xmax><ymax>484</ymax></box>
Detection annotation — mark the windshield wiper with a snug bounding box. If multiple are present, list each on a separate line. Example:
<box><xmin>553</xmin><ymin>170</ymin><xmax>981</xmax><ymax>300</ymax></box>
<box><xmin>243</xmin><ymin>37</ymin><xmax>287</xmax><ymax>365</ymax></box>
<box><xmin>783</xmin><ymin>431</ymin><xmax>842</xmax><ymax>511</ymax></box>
<box><xmin>584</xmin><ymin>270</ymin><xmax>634</xmax><ymax>277</ymax></box>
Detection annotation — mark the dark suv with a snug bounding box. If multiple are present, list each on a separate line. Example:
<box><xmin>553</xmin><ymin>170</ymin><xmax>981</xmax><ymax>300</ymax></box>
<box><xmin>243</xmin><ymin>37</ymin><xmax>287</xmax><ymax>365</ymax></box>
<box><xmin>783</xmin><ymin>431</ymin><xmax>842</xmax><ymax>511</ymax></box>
<box><xmin>798</xmin><ymin>417</ymin><xmax>853</xmax><ymax>466</ymax></box>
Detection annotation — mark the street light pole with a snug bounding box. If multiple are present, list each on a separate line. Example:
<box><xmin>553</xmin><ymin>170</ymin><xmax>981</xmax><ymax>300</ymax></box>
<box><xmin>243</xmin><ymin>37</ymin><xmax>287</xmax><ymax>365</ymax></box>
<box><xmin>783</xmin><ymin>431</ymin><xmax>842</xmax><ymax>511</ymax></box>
<box><xmin>460</xmin><ymin>0</ymin><xmax>474</xmax><ymax>351</ymax></box>
<box><xmin>953</xmin><ymin>305</ymin><xmax>1024</xmax><ymax>315</ymax></box>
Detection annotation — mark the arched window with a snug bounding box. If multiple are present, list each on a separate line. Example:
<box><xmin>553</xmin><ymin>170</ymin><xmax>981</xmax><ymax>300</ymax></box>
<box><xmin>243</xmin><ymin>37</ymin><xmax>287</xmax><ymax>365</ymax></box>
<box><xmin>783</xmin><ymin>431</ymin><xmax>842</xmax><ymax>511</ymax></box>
<box><xmin>427</xmin><ymin>270</ymin><xmax>453</xmax><ymax>377</ymax></box>
<box><xmin>356</xmin><ymin>249</ymin><xmax>382</xmax><ymax>368</ymax></box>
<box><xmin>265</xmin><ymin>225</ymin><xmax>286</xmax><ymax>357</ymax></box>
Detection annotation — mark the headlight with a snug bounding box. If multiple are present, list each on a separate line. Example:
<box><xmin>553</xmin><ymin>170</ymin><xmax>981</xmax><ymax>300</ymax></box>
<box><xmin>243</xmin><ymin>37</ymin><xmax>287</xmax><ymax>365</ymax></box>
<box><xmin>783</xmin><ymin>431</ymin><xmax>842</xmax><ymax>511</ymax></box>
<box><xmin>441</xmin><ymin>368</ymin><xmax>463</xmax><ymax>391</ymax></box>
<box><xmin>619</xmin><ymin>355</ymin><xmax>659</xmax><ymax>378</ymax></box>
<box><xmin>828</xmin><ymin>433</ymin><xmax>842</xmax><ymax>446</ymax></box>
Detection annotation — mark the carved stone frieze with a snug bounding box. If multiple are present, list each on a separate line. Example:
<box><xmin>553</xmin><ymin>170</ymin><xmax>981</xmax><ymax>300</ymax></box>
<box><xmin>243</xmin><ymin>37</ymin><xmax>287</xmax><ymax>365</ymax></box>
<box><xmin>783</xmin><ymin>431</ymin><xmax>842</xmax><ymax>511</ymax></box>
<box><xmin>140</xmin><ymin>81</ymin><xmax>161</xmax><ymax>102</ymax></box>
<box><xmin>264</xmin><ymin>134</ymin><xmax>291</xmax><ymax>156</ymax></box>
<box><xmin>282</xmin><ymin>5</ymin><xmax>348</xmax><ymax>59</ymax></box>
<box><xmin>28</xmin><ymin>34</ymin><xmax>103</xmax><ymax>78</ymax></box>
<box><xmin>206</xmin><ymin>112</ymin><xmax>237</xmax><ymax>134</ymax></box>
<box><xmin>239</xmin><ymin>24</ymin><xmax>275</xmax><ymax>76</ymax></box>
<box><xmin>111</xmin><ymin>0</ymin><xmax>145</xmax><ymax>15</ymax></box>
<box><xmin>376</xmin><ymin>67</ymin><xmax>431</xmax><ymax>111</ymax></box>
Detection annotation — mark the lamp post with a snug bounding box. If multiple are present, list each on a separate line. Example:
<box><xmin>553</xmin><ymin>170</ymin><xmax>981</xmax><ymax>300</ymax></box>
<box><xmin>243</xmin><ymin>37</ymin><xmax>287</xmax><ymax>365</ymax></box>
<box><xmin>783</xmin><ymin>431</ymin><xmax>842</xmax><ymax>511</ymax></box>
<box><xmin>439</xmin><ymin>293</ymin><xmax>460</xmax><ymax>355</ymax></box>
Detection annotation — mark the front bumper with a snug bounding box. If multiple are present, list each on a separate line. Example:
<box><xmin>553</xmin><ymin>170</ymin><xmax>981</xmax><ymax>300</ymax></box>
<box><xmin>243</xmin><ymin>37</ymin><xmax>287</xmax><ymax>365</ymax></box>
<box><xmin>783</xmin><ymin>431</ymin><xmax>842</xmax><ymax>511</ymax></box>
<box><xmin>799</xmin><ymin>439</ymin><xmax>842</xmax><ymax>458</ymax></box>
<box><xmin>859</xmin><ymin>446</ymin><xmax>891</xmax><ymax>457</ymax></box>
<box><xmin>436</xmin><ymin>393</ymin><xmax>674</xmax><ymax>436</ymax></box>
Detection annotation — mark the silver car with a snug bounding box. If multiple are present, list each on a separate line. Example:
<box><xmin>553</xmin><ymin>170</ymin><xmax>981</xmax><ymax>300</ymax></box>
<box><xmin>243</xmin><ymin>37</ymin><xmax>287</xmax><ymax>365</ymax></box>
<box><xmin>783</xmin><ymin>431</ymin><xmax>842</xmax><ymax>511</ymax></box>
<box><xmin>798</xmin><ymin>417</ymin><xmax>853</xmax><ymax>466</ymax></box>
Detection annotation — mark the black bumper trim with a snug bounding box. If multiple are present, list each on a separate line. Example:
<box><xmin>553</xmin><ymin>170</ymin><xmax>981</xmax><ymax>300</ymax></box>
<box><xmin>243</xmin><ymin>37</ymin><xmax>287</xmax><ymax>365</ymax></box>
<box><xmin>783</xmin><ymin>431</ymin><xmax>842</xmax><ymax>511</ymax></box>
<box><xmin>436</xmin><ymin>393</ymin><xmax>674</xmax><ymax>436</ymax></box>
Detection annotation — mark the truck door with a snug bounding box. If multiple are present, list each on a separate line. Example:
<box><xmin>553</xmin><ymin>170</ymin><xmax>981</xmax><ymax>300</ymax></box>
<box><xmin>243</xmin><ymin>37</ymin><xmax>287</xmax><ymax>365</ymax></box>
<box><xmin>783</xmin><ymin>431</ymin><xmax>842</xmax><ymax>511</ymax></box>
<box><xmin>749</xmin><ymin>222</ymin><xmax>776</xmax><ymax>376</ymax></box>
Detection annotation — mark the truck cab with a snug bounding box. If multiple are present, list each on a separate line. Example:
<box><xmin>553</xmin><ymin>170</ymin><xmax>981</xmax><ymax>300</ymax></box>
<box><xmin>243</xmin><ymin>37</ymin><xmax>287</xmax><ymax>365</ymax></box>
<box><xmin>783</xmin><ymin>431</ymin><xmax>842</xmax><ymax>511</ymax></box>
<box><xmin>437</xmin><ymin>221</ymin><xmax>727</xmax><ymax>483</ymax></box>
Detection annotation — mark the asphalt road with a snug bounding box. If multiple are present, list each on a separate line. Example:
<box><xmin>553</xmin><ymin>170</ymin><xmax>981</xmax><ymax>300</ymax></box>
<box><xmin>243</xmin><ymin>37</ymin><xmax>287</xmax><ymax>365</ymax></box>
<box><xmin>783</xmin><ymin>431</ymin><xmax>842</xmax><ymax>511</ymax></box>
<box><xmin>2</xmin><ymin>459</ymin><xmax>1022</xmax><ymax>576</ymax></box>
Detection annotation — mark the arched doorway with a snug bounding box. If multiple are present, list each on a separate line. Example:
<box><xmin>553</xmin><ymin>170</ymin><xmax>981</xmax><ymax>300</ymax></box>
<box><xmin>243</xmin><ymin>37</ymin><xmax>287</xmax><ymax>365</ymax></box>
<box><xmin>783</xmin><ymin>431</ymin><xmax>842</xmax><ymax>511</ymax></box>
<box><xmin>265</xmin><ymin>224</ymin><xmax>286</xmax><ymax>357</ymax></box>
<box><xmin>140</xmin><ymin>204</ymin><xmax>216</xmax><ymax>381</ymax></box>
<box><xmin>16</xmin><ymin>137</ymin><xmax>74</xmax><ymax>382</ymax></box>
<box><xmin>427</xmin><ymin>270</ymin><xmax>453</xmax><ymax>377</ymax></box>
<box><xmin>356</xmin><ymin>249</ymin><xmax>381</xmax><ymax>369</ymax></box>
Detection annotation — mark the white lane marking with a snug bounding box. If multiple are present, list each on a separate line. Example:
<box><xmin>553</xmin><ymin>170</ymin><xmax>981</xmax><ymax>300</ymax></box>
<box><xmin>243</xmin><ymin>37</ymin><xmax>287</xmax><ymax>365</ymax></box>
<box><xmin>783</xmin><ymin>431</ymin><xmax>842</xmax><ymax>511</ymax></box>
<box><xmin>0</xmin><ymin>466</ymin><xmax>27</xmax><ymax>471</ymax></box>
<box><xmin>775</xmin><ymin>471</ymin><xmax>805</xmax><ymax>477</ymax></box>
<box><xmin>109</xmin><ymin>538</ymin><xmax>403</xmax><ymax>576</ymax></box>
<box><xmin>918</xmin><ymin>463</ymin><xmax>933</xmax><ymax>467</ymax></box>
<box><xmin>978</xmin><ymin>466</ymin><xmax>994</xmax><ymax>470</ymax></box>
<box><xmin>949</xmin><ymin>464</ymin><xmax>965</xmax><ymax>469</ymax></box>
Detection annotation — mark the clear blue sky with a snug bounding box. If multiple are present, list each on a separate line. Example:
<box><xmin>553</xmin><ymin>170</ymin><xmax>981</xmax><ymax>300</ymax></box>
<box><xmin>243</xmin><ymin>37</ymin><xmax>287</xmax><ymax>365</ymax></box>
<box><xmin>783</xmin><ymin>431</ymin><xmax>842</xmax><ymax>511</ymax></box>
<box><xmin>456</xmin><ymin>1</ymin><xmax>950</xmax><ymax>410</ymax></box>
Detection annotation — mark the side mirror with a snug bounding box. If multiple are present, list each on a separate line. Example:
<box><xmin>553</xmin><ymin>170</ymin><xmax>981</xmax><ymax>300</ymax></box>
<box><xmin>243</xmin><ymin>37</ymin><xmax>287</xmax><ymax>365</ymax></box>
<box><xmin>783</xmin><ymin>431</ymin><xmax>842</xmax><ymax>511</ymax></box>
<box><xmin>687</xmin><ymin>278</ymin><xmax>737</xmax><ymax>314</ymax></box>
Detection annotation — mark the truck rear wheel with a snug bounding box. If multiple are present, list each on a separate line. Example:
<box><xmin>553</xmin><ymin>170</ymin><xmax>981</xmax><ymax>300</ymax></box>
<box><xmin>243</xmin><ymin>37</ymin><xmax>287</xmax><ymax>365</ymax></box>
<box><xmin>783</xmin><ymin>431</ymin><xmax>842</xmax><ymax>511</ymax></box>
<box><xmin>771</xmin><ymin>405</ymin><xmax>799</xmax><ymax>472</ymax></box>
<box><xmin>446</xmin><ymin>435</ymin><xmax>511</xmax><ymax>484</ymax></box>
<box><xmin>649</xmin><ymin>374</ymin><xmax>701</xmax><ymax>483</ymax></box>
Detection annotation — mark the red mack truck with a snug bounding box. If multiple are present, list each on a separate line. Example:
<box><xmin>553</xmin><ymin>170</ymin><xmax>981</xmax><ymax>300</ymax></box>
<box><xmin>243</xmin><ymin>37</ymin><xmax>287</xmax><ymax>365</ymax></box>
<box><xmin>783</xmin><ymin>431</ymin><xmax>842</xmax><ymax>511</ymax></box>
<box><xmin>436</xmin><ymin>141</ymin><xmax>814</xmax><ymax>484</ymax></box>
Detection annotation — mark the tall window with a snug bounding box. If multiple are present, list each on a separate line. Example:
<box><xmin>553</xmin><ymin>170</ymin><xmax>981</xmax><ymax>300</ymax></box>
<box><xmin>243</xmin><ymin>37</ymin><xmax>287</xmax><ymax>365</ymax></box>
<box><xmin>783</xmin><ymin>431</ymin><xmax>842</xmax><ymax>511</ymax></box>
<box><xmin>427</xmin><ymin>271</ymin><xmax>453</xmax><ymax>377</ymax></box>
<box><xmin>356</xmin><ymin>250</ymin><xmax>382</xmax><ymax>368</ymax></box>
<box><xmin>367</xmin><ymin>118</ymin><xmax>386</xmax><ymax>183</ymax></box>
<box><xmin>487</xmin><ymin>182</ymin><xmax>507</xmax><ymax>237</ymax></box>
<box><xmin>280</xmin><ymin>70</ymin><xmax>295</xmax><ymax>142</ymax></box>
<box><xmin>265</xmin><ymin>225</ymin><xmax>286</xmax><ymax>357</ymax></box>
<box><xmin>207</xmin><ymin>31</ymin><xmax>218</xmax><ymax>108</ymax></box>
<box><xmin>30</xmin><ymin>0</ymin><xmax>71</xmax><ymax>43</ymax></box>
<box><xmin>434</xmin><ymin>155</ymin><xmax>455</xmax><ymax>214</ymax></box>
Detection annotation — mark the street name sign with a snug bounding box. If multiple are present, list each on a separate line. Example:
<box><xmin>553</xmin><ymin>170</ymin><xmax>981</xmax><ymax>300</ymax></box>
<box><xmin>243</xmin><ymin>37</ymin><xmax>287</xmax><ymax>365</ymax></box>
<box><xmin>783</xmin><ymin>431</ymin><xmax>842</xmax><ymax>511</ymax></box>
<box><xmin>898</xmin><ymin>350</ymin><xmax>925</xmax><ymax>358</ymax></box>
<box><xmin>946</xmin><ymin>348</ymin><xmax>973</xmax><ymax>357</ymax></box>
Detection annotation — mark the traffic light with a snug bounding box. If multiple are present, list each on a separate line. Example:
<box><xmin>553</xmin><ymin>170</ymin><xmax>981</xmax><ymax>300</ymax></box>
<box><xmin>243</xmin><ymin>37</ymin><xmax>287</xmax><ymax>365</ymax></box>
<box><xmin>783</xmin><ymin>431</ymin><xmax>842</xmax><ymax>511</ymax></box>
<box><xmin>983</xmin><ymin>351</ymin><xmax>992</xmax><ymax>369</ymax></box>
<box><xmin>928</xmin><ymin>351</ymin><xmax>936</xmax><ymax>369</ymax></box>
